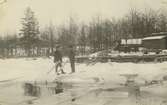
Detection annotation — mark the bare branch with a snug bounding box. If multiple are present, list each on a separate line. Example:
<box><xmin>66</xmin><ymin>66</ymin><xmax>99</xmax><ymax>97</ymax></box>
<box><xmin>161</xmin><ymin>0</ymin><xmax>167</xmax><ymax>4</ymax></box>
<box><xmin>0</xmin><ymin>0</ymin><xmax>7</xmax><ymax>5</ymax></box>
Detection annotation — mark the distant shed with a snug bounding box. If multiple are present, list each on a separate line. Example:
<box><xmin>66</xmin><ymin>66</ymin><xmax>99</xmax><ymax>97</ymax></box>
<box><xmin>142</xmin><ymin>35</ymin><xmax>167</xmax><ymax>49</ymax></box>
<box><xmin>119</xmin><ymin>38</ymin><xmax>142</xmax><ymax>52</ymax></box>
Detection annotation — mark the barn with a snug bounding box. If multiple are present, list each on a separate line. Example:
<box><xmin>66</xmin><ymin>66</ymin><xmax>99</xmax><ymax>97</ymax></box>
<box><xmin>142</xmin><ymin>35</ymin><xmax>167</xmax><ymax>50</ymax></box>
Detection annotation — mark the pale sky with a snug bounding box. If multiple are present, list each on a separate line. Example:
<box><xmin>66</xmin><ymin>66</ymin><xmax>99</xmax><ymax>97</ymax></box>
<box><xmin>0</xmin><ymin>0</ymin><xmax>166</xmax><ymax>35</ymax></box>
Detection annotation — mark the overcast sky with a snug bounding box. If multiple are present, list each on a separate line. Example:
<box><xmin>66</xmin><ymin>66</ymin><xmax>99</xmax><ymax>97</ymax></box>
<box><xmin>0</xmin><ymin>0</ymin><xmax>167</xmax><ymax>35</ymax></box>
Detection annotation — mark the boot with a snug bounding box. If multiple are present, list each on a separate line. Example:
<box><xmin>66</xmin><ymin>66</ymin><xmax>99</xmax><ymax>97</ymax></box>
<box><xmin>61</xmin><ymin>69</ymin><xmax>66</xmax><ymax>74</ymax></box>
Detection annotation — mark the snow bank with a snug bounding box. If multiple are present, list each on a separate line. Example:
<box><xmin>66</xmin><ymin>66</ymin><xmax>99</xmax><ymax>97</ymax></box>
<box><xmin>0</xmin><ymin>58</ymin><xmax>167</xmax><ymax>83</ymax></box>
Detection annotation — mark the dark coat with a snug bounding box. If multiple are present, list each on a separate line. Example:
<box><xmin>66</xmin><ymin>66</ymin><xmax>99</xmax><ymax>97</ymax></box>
<box><xmin>68</xmin><ymin>48</ymin><xmax>75</xmax><ymax>61</ymax></box>
<box><xmin>54</xmin><ymin>50</ymin><xmax>62</xmax><ymax>63</ymax></box>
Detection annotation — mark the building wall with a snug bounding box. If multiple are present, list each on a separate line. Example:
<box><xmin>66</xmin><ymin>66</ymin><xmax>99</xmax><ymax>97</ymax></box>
<box><xmin>142</xmin><ymin>38</ymin><xmax>167</xmax><ymax>49</ymax></box>
<box><xmin>118</xmin><ymin>44</ymin><xmax>141</xmax><ymax>52</ymax></box>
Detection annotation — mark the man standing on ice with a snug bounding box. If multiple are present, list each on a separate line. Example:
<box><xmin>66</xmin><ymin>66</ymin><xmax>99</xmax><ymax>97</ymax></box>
<box><xmin>68</xmin><ymin>45</ymin><xmax>75</xmax><ymax>73</ymax></box>
<box><xmin>53</xmin><ymin>45</ymin><xmax>65</xmax><ymax>75</ymax></box>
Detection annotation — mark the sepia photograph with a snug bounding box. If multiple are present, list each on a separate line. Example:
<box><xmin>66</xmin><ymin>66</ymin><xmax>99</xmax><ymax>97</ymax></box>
<box><xmin>0</xmin><ymin>0</ymin><xmax>167</xmax><ymax>105</ymax></box>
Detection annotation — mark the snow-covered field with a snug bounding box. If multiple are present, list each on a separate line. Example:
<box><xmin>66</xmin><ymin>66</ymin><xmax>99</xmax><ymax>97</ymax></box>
<box><xmin>0</xmin><ymin>57</ymin><xmax>167</xmax><ymax>105</ymax></box>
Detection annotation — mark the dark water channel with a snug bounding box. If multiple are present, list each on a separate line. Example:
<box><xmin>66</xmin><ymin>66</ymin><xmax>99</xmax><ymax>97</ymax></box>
<box><xmin>23</xmin><ymin>81</ymin><xmax>65</xmax><ymax>97</ymax></box>
<box><xmin>23</xmin><ymin>80</ymin><xmax>141</xmax><ymax>99</ymax></box>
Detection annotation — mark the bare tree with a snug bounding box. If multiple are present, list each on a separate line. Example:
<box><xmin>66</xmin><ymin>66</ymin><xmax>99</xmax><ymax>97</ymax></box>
<box><xmin>78</xmin><ymin>24</ymin><xmax>88</xmax><ymax>55</ymax></box>
<box><xmin>47</xmin><ymin>23</ymin><xmax>56</xmax><ymax>54</ymax></box>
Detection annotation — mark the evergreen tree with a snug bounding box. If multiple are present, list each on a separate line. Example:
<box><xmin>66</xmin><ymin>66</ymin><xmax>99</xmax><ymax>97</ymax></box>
<box><xmin>19</xmin><ymin>7</ymin><xmax>39</xmax><ymax>56</ymax></box>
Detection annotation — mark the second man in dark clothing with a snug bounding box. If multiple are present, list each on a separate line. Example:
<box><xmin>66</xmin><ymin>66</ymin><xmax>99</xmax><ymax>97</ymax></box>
<box><xmin>68</xmin><ymin>45</ymin><xmax>75</xmax><ymax>73</ymax></box>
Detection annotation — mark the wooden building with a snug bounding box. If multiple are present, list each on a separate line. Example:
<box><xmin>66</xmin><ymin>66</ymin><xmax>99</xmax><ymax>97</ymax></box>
<box><xmin>142</xmin><ymin>35</ymin><xmax>167</xmax><ymax>50</ymax></box>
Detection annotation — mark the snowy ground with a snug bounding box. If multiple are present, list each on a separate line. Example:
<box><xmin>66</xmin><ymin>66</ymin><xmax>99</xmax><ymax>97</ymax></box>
<box><xmin>0</xmin><ymin>57</ymin><xmax>167</xmax><ymax>105</ymax></box>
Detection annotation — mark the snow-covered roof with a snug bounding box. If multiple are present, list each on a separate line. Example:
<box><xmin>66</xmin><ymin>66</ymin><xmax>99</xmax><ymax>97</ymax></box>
<box><xmin>142</xmin><ymin>35</ymin><xmax>167</xmax><ymax>40</ymax></box>
<box><xmin>121</xmin><ymin>39</ymin><xmax>142</xmax><ymax>44</ymax></box>
<box><xmin>151</xmin><ymin>32</ymin><xmax>167</xmax><ymax>36</ymax></box>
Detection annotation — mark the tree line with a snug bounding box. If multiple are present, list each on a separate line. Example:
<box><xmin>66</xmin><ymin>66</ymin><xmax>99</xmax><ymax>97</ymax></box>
<box><xmin>0</xmin><ymin>7</ymin><xmax>167</xmax><ymax>58</ymax></box>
